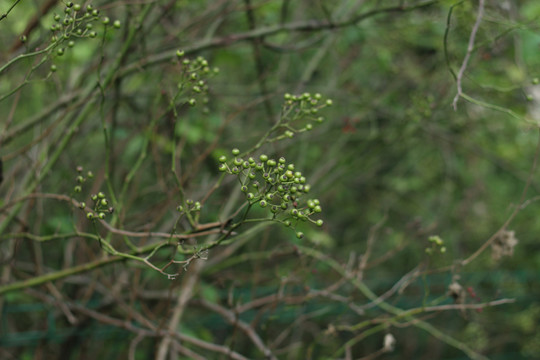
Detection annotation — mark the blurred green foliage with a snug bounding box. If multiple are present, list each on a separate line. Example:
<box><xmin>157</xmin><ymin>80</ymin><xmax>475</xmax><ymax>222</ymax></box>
<box><xmin>1</xmin><ymin>0</ymin><xmax>540</xmax><ymax>359</ymax></box>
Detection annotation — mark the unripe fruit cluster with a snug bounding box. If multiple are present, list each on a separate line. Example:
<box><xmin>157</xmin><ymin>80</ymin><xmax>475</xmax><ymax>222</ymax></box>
<box><xmin>49</xmin><ymin>3</ymin><xmax>121</xmax><ymax>67</ymax></box>
<box><xmin>219</xmin><ymin>149</ymin><xmax>324</xmax><ymax>231</ymax></box>
<box><xmin>176</xmin><ymin>199</ymin><xmax>202</xmax><ymax>214</ymax></box>
<box><xmin>175</xmin><ymin>51</ymin><xmax>219</xmax><ymax>108</ymax></box>
<box><xmin>86</xmin><ymin>191</ymin><xmax>114</xmax><ymax>220</ymax></box>
<box><xmin>72</xmin><ymin>166</ymin><xmax>112</xmax><ymax>220</ymax></box>
<box><xmin>277</xmin><ymin>92</ymin><xmax>333</xmax><ymax>137</ymax></box>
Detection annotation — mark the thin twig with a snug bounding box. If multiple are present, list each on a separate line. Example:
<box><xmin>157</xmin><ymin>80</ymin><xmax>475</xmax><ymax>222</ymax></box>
<box><xmin>452</xmin><ymin>0</ymin><xmax>485</xmax><ymax>110</ymax></box>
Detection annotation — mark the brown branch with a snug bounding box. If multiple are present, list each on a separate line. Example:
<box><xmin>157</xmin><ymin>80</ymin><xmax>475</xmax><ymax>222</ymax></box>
<box><xmin>118</xmin><ymin>0</ymin><xmax>440</xmax><ymax>78</ymax></box>
<box><xmin>452</xmin><ymin>0</ymin><xmax>485</xmax><ymax>110</ymax></box>
<box><xmin>198</xmin><ymin>299</ymin><xmax>278</xmax><ymax>360</ymax></box>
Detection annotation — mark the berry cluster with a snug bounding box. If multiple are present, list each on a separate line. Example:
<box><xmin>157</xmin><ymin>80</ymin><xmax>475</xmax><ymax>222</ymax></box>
<box><xmin>175</xmin><ymin>51</ymin><xmax>219</xmax><ymax>109</ymax></box>
<box><xmin>219</xmin><ymin>149</ymin><xmax>323</xmax><ymax>238</ymax></box>
<box><xmin>72</xmin><ymin>166</ymin><xmax>113</xmax><ymax>220</ymax></box>
<box><xmin>273</xmin><ymin>92</ymin><xmax>333</xmax><ymax>140</ymax></box>
<box><xmin>425</xmin><ymin>235</ymin><xmax>446</xmax><ymax>255</ymax></box>
<box><xmin>49</xmin><ymin>3</ymin><xmax>121</xmax><ymax>71</ymax></box>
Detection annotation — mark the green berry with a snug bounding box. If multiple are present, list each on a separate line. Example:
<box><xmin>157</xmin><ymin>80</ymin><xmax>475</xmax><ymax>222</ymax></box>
<box><xmin>73</xmin><ymin>4</ymin><xmax>81</xmax><ymax>11</ymax></box>
<box><xmin>50</xmin><ymin>64</ymin><xmax>57</xmax><ymax>72</ymax></box>
<box><xmin>57</xmin><ymin>48</ymin><xmax>65</xmax><ymax>56</ymax></box>
<box><xmin>259</xmin><ymin>200</ymin><xmax>267</xmax><ymax>208</ymax></box>
<box><xmin>188</xmin><ymin>98</ymin><xmax>196</xmax><ymax>106</ymax></box>
<box><xmin>113</xmin><ymin>20</ymin><xmax>121</xmax><ymax>29</ymax></box>
<box><xmin>218</xmin><ymin>164</ymin><xmax>227</xmax><ymax>172</ymax></box>
<box><xmin>259</xmin><ymin>154</ymin><xmax>268</xmax><ymax>162</ymax></box>
<box><xmin>100</xmin><ymin>199</ymin><xmax>108</xmax><ymax>206</ymax></box>
<box><xmin>89</xmin><ymin>31</ymin><xmax>97</xmax><ymax>38</ymax></box>
<box><xmin>98</xmin><ymin>212</ymin><xmax>106</xmax><ymax>219</ymax></box>
<box><xmin>247</xmin><ymin>193</ymin><xmax>254</xmax><ymax>200</ymax></box>
<box><xmin>98</xmin><ymin>192</ymin><xmax>105</xmax><ymax>199</ymax></box>
<box><xmin>296</xmin><ymin>232</ymin><xmax>304</xmax><ymax>239</ymax></box>
<box><xmin>232</xmin><ymin>148</ymin><xmax>240</xmax><ymax>156</ymax></box>
<box><xmin>326</xmin><ymin>99</ymin><xmax>333</xmax><ymax>106</ymax></box>
<box><xmin>79</xmin><ymin>202</ymin><xmax>86</xmax><ymax>209</ymax></box>
<box><xmin>314</xmin><ymin>205</ymin><xmax>322</xmax><ymax>213</ymax></box>
<box><xmin>218</xmin><ymin>155</ymin><xmax>227</xmax><ymax>163</ymax></box>
<box><xmin>176</xmin><ymin>50</ymin><xmax>185</xmax><ymax>58</ymax></box>
<box><xmin>102</xmin><ymin>17</ymin><xmax>110</xmax><ymax>25</ymax></box>
<box><xmin>86</xmin><ymin>212</ymin><xmax>94</xmax><ymax>219</ymax></box>
<box><xmin>316</xmin><ymin>219</ymin><xmax>324</xmax><ymax>227</ymax></box>
<box><xmin>74</xmin><ymin>185</ymin><xmax>82</xmax><ymax>193</ymax></box>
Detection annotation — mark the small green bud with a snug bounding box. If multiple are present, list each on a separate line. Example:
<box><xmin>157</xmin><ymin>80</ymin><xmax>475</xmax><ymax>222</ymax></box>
<box><xmin>218</xmin><ymin>164</ymin><xmax>227</xmax><ymax>172</ymax></box>
<box><xmin>102</xmin><ymin>17</ymin><xmax>110</xmax><ymax>25</ymax></box>
<box><xmin>296</xmin><ymin>232</ymin><xmax>304</xmax><ymax>239</ymax></box>
<box><xmin>91</xmin><ymin>194</ymin><xmax>98</xmax><ymax>201</ymax></box>
<box><xmin>176</xmin><ymin>49</ymin><xmax>185</xmax><ymax>58</ymax></box>
<box><xmin>50</xmin><ymin>64</ymin><xmax>57</xmax><ymax>72</ymax></box>
<box><xmin>74</xmin><ymin>185</ymin><xmax>82</xmax><ymax>193</ymax></box>
<box><xmin>98</xmin><ymin>192</ymin><xmax>105</xmax><ymax>199</ymax></box>
<box><xmin>57</xmin><ymin>48</ymin><xmax>65</xmax><ymax>56</ymax></box>
<box><xmin>79</xmin><ymin>202</ymin><xmax>86</xmax><ymax>209</ymax></box>
<box><xmin>533</xmin><ymin>77</ymin><xmax>539</xmax><ymax>85</ymax></box>
<box><xmin>98</xmin><ymin>212</ymin><xmax>106</xmax><ymax>219</ymax></box>
<box><xmin>113</xmin><ymin>20</ymin><xmax>121</xmax><ymax>29</ymax></box>
<box><xmin>73</xmin><ymin>4</ymin><xmax>81</xmax><ymax>11</ymax></box>
<box><xmin>86</xmin><ymin>212</ymin><xmax>94</xmax><ymax>219</ymax></box>
<box><xmin>326</xmin><ymin>99</ymin><xmax>333</xmax><ymax>106</ymax></box>
<box><xmin>259</xmin><ymin>200</ymin><xmax>267</xmax><ymax>208</ymax></box>
<box><xmin>89</xmin><ymin>31</ymin><xmax>97</xmax><ymax>38</ymax></box>
<box><xmin>316</xmin><ymin>219</ymin><xmax>324</xmax><ymax>227</ymax></box>
<box><xmin>259</xmin><ymin>154</ymin><xmax>268</xmax><ymax>162</ymax></box>
<box><xmin>232</xmin><ymin>148</ymin><xmax>240</xmax><ymax>156</ymax></box>
<box><xmin>188</xmin><ymin>98</ymin><xmax>196</xmax><ymax>106</ymax></box>
<box><xmin>100</xmin><ymin>199</ymin><xmax>108</xmax><ymax>206</ymax></box>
